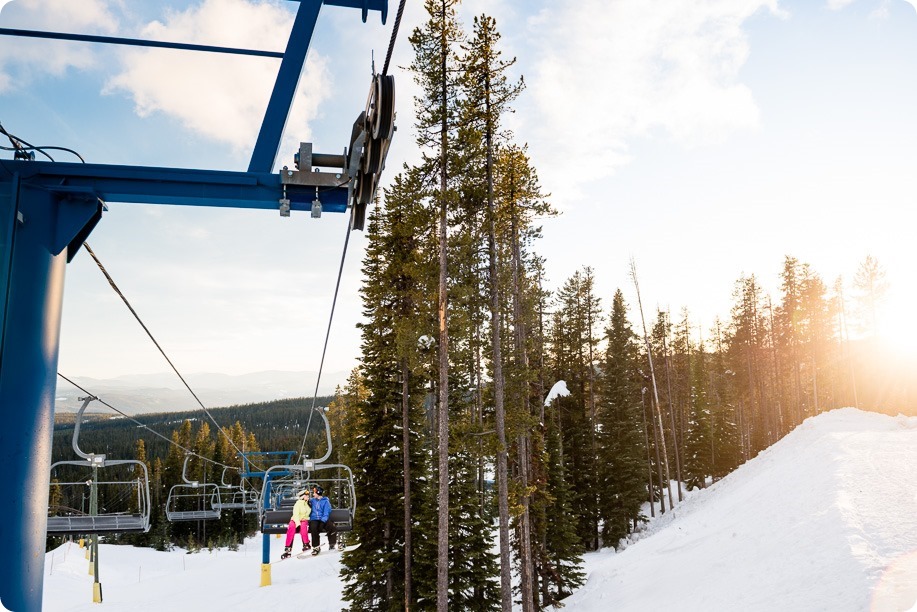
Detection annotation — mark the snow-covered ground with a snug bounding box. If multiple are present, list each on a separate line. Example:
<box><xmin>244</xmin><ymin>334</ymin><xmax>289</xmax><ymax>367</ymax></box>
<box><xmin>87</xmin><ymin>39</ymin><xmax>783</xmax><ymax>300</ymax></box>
<box><xmin>29</xmin><ymin>408</ymin><xmax>917</xmax><ymax>612</ymax></box>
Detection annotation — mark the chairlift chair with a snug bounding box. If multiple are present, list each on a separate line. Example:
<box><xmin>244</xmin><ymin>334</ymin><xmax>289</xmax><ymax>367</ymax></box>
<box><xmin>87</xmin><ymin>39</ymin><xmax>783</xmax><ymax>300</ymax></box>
<box><xmin>258</xmin><ymin>410</ymin><xmax>357</xmax><ymax>535</ymax></box>
<box><xmin>46</xmin><ymin>397</ymin><xmax>151</xmax><ymax>535</ymax></box>
<box><xmin>211</xmin><ymin>466</ymin><xmax>261</xmax><ymax>513</ymax></box>
<box><xmin>259</xmin><ymin>463</ymin><xmax>356</xmax><ymax>534</ymax></box>
<box><xmin>165</xmin><ymin>453</ymin><xmax>221</xmax><ymax>522</ymax></box>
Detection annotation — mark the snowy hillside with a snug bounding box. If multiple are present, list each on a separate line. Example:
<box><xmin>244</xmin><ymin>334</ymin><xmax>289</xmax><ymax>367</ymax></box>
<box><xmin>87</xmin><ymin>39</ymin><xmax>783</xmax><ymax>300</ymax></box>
<box><xmin>565</xmin><ymin>408</ymin><xmax>917</xmax><ymax>611</ymax></box>
<box><xmin>34</xmin><ymin>408</ymin><xmax>917</xmax><ymax>612</ymax></box>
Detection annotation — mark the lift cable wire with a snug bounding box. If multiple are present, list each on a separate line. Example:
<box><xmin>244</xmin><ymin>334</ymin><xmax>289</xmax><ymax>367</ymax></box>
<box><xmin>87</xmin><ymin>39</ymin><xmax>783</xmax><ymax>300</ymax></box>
<box><xmin>0</xmin><ymin>121</ymin><xmax>55</xmax><ymax>161</ymax></box>
<box><xmin>55</xmin><ymin>372</ymin><xmax>237</xmax><ymax>471</ymax></box>
<box><xmin>0</xmin><ymin>121</ymin><xmax>86</xmax><ymax>162</ymax></box>
<box><xmin>0</xmin><ymin>143</ymin><xmax>85</xmax><ymax>163</ymax></box>
<box><xmin>381</xmin><ymin>0</ymin><xmax>407</xmax><ymax>76</ymax></box>
<box><xmin>82</xmin><ymin>242</ymin><xmax>265</xmax><ymax>473</ymax></box>
<box><xmin>297</xmin><ymin>204</ymin><xmax>355</xmax><ymax>462</ymax></box>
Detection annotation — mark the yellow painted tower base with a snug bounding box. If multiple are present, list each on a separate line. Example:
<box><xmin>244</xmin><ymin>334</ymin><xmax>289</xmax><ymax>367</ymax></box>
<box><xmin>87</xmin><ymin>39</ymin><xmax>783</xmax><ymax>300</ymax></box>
<box><xmin>260</xmin><ymin>563</ymin><xmax>272</xmax><ymax>587</ymax></box>
<box><xmin>92</xmin><ymin>582</ymin><xmax>103</xmax><ymax>603</ymax></box>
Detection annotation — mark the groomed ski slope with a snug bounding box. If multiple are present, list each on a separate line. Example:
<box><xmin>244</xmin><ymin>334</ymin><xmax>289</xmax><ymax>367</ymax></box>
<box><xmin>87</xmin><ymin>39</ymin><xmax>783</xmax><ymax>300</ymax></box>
<box><xmin>34</xmin><ymin>408</ymin><xmax>917</xmax><ymax>612</ymax></box>
<box><xmin>564</xmin><ymin>407</ymin><xmax>917</xmax><ymax>611</ymax></box>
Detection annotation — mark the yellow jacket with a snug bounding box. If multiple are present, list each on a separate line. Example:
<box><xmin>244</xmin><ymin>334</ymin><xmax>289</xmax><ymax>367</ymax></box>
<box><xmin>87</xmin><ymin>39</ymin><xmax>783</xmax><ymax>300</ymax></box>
<box><xmin>291</xmin><ymin>498</ymin><xmax>311</xmax><ymax>527</ymax></box>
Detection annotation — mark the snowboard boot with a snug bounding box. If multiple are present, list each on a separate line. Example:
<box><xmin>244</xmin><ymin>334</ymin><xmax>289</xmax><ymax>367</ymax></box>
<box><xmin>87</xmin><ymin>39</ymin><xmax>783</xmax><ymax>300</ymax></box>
<box><xmin>302</xmin><ymin>543</ymin><xmax>311</xmax><ymax>552</ymax></box>
<box><xmin>281</xmin><ymin>546</ymin><xmax>292</xmax><ymax>560</ymax></box>
<box><xmin>311</xmin><ymin>546</ymin><xmax>321</xmax><ymax>556</ymax></box>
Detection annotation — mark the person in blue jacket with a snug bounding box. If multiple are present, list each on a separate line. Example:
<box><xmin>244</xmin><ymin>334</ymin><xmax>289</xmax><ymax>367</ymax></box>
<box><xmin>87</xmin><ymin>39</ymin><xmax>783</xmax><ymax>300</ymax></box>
<box><xmin>308</xmin><ymin>484</ymin><xmax>337</xmax><ymax>554</ymax></box>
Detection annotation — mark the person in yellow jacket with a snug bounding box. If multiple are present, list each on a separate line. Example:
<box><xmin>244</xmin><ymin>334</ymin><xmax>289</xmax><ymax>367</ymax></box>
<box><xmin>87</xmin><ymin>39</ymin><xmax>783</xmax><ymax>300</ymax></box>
<box><xmin>281</xmin><ymin>489</ymin><xmax>311</xmax><ymax>559</ymax></box>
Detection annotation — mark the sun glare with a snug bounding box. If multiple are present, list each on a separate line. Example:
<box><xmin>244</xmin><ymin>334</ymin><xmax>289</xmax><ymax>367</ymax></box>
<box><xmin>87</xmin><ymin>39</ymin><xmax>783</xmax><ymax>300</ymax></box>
<box><xmin>876</xmin><ymin>294</ymin><xmax>917</xmax><ymax>363</ymax></box>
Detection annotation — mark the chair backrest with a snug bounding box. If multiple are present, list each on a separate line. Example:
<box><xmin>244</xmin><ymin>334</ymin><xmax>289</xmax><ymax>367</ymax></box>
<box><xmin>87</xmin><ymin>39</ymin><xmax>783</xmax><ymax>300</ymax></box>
<box><xmin>329</xmin><ymin>508</ymin><xmax>353</xmax><ymax>532</ymax></box>
<box><xmin>261</xmin><ymin>508</ymin><xmax>294</xmax><ymax>534</ymax></box>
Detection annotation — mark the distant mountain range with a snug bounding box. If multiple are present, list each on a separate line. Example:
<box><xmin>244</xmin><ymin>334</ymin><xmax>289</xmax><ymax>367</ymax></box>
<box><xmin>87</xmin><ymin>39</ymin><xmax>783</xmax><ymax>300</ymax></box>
<box><xmin>54</xmin><ymin>370</ymin><xmax>349</xmax><ymax>415</ymax></box>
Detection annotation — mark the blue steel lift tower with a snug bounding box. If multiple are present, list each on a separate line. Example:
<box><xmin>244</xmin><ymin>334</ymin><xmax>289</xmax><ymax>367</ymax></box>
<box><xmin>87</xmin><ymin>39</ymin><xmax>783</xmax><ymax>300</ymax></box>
<box><xmin>0</xmin><ymin>2</ymin><xmax>393</xmax><ymax>609</ymax></box>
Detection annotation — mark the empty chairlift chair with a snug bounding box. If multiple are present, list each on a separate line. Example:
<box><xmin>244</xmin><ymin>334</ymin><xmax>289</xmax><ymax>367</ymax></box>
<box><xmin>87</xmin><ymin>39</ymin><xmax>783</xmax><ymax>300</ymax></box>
<box><xmin>211</xmin><ymin>466</ymin><xmax>261</xmax><ymax>513</ymax></box>
<box><xmin>165</xmin><ymin>454</ymin><xmax>221</xmax><ymax>522</ymax></box>
<box><xmin>47</xmin><ymin>397</ymin><xmax>151</xmax><ymax>536</ymax></box>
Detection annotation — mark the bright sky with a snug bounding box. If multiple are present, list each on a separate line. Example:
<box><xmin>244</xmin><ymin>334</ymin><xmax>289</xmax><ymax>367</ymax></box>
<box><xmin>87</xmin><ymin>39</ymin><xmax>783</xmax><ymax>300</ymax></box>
<box><xmin>37</xmin><ymin>407</ymin><xmax>917</xmax><ymax>610</ymax></box>
<box><xmin>2</xmin><ymin>0</ymin><xmax>916</xmax><ymax>381</ymax></box>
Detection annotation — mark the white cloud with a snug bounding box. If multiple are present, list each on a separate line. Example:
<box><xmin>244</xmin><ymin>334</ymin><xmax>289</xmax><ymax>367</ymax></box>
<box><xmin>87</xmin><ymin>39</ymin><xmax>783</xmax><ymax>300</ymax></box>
<box><xmin>827</xmin><ymin>0</ymin><xmax>855</xmax><ymax>9</ymax></box>
<box><xmin>104</xmin><ymin>0</ymin><xmax>331</xmax><ymax>158</ymax></box>
<box><xmin>0</xmin><ymin>0</ymin><xmax>119</xmax><ymax>91</ymax></box>
<box><xmin>525</xmin><ymin>0</ymin><xmax>785</xmax><ymax>203</ymax></box>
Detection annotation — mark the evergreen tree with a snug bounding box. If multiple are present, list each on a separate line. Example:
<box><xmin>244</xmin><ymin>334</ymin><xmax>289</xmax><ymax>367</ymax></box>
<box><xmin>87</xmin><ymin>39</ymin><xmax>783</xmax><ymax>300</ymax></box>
<box><xmin>408</xmin><ymin>3</ymin><xmax>465</xmax><ymax>606</ymax></box>
<box><xmin>684</xmin><ymin>338</ymin><xmax>714</xmax><ymax>489</ymax></box>
<box><xmin>342</xmin><ymin>172</ymin><xmax>435</xmax><ymax>610</ymax></box>
<box><xmin>540</xmin><ymin>395</ymin><xmax>585</xmax><ymax>605</ymax></box>
<box><xmin>776</xmin><ymin>256</ymin><xmax>805</xmax><ymax>427</ymax></box>
<box><xmin>707</xmin><ymin>318</ymin><xmax>742</xmax><ymax>479</ymax></box>
<box><xmin>852</xmin><ymin>254</ymin><xmax>888</xmax><ymax>339</ymax></box>
<box><xmin>799</xmin><ymin>265</ymin><xmax>832</xmax><ymax>414</ymax></box>
<box><xmin>546</xmin><ymin>268</ymin><xmax>605</xmax><ymax>552</ymax></box>
<box><xmin>597</xmin><ymin>289</ymin><xmax>646</xmax><ymax>546</ymax></box>
<box><xmin>460</xmin><ymin>13</ymin><xmax>527</xmax><ymax>609</ymax></box>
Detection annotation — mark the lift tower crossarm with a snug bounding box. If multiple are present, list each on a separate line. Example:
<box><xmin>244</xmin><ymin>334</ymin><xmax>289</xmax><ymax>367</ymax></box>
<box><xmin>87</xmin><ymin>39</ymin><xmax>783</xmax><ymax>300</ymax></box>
<box><xmin>4</xmin><ymin>159</ymin><xmax>351</xmax><ymax>214</ymax></box>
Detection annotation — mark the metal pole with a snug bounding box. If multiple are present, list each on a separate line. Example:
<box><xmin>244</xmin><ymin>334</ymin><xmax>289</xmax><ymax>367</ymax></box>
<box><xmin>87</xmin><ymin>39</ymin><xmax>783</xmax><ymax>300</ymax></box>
<box><xmin>0</xmin><ymin>178</ymin><xmax>100</xmax><ymax>612</ymax></box>
<box><xmin>90</xmin><ymin>465</ymin><xmax>102</xmax><ymax>602</ymax></box>
<box><xmin>260</xmin><ymin>474</ymin><xmax>272</xmax><ymax>586</ymax></box>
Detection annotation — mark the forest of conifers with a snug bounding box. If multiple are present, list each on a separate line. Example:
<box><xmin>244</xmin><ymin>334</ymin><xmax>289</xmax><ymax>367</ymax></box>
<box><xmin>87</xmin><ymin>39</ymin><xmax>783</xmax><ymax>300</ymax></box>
<box><xmin>47</xmin><ymin>2</ymin><xmax>914</xmax><ymax>611</ymax></box>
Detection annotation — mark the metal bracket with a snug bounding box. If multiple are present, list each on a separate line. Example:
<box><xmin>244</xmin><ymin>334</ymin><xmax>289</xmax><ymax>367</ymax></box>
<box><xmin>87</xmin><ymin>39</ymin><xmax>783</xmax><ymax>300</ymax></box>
<box><xmin>279</xmin><ymin>182</ymin><xmax>290</xmax><ymax>217</ymax></box>
<box><xmin>281</xmin><ymin>142</ymin><xmax>350</xmax><ymax>188</ymax></box>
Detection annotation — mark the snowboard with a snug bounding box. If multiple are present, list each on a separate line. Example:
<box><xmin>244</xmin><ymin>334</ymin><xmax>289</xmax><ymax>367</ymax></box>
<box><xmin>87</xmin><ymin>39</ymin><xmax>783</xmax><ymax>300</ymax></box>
<box><xmin>306</xmin><ymin>542</ymin><xmax>358</xmax><ymax>556</ymax></box>
<box><xmin>276</xmin><ymin>543</ymin><xmax>359</xmax><ymax>563</ymax></box>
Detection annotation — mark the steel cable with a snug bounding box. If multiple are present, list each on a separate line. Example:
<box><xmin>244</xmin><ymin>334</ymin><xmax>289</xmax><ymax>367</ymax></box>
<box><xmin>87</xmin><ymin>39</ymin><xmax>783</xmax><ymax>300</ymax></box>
<box><xmin>381</xmin><ymin>0</ymin><xmax>407</xmax><ymax>76</ymax></box>
<box><xmin>297</xmin><ymin>204</ymin><xmax>355</xmax><ymax>461</ymax></box>
<box><xmin>82</xmin><ymin>242</ymin><xmax>264</xmax><ymax>473</ymax></box>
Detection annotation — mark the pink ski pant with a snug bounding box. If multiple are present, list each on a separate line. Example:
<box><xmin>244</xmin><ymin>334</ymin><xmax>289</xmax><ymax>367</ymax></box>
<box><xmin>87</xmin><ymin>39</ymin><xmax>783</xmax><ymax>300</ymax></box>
<box><xmin>284</xmin><ymin>521</ymin><xmax>310</xmax><ymax>547</ymax></box>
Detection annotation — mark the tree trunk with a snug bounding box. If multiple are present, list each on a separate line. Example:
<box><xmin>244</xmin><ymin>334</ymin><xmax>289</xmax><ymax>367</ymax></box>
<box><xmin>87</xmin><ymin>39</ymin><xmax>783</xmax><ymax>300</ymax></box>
<box><xmin>509</xmin><ymin>158</ymin><xmax>535</xmax><ymax>612</ymax></box>
<box><xmin>486</xmin><ymin>83</ymin><xmax>514</xmax><ymax>612</ymax></box>
<box><xmin>585</xmin><ymin>275</ymin><xmax>600</xmax><ymax>548</ymax></box>
<box><xmin>641</xmin><ymin>389</ymin><xmax>655</xmax><ymax>518</ymax></box>
<box><xmin>436</xmin><ymin>1</ymin><xmax>450</xmax><ymax>607</ymax></box>
<box><xmin>661</xmin><ymin>321</ymin><xmax>684</xmax><ymax>502</ymax></box>
<box><xmin>402</xmin><ymin>361</ymin><xmax>413</xmax><ymax>611</ymax></box>
<box><xmin>631</xmin><ymin>260</ymin><xmax>673</xmax><ymax>511</ymax></box>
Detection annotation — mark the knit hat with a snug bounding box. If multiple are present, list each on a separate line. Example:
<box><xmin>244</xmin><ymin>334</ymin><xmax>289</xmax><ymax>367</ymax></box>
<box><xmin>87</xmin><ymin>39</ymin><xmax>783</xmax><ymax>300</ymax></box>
<box><xmin>298</xmin><ymin>489</ymin><xmax>309</xmax><ymax>498</ymax></box>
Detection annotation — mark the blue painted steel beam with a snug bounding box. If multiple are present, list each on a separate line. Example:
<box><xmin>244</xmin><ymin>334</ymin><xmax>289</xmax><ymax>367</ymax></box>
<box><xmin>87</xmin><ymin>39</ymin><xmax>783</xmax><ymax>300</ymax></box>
<box><xmin>242</xmin><ymin>450</ymin><xmax>297</xmax><ymax>478</ymax></box>
<box><xmin>2</xmin><ymin>160</ymin><xmax>348</xmax><ymax>213</ymax></box>
<box><xmin>248</xmin><ymin>1</ymin><xmax>323</xmax><ymax>173</ymax></box>
<box><xmin>248</xmin><ymin>1</ymin><xmax>388</xmax><ymax>172</ymax></box>
<box><xmin>0</xmin><ymin>28</ymin><xmax>284</xmax><ymax>58</ymax></box>
<box><xmin>323</xmin><ymin>0</ymin><xmax>389</xmax><ymax>23</ymax></box>
<box><xmin>0</xmin><ymin>175</ymin><xmax>101</xmax><ymax>612</ymax></box>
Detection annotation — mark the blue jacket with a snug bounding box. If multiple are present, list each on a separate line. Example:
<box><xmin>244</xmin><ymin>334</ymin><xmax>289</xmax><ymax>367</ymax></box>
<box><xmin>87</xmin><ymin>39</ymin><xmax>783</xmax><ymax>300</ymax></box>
<box><xmin>311</xmin><ymin>495</ymin><xmax>332</xmax><ymax>522</ymax></box>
